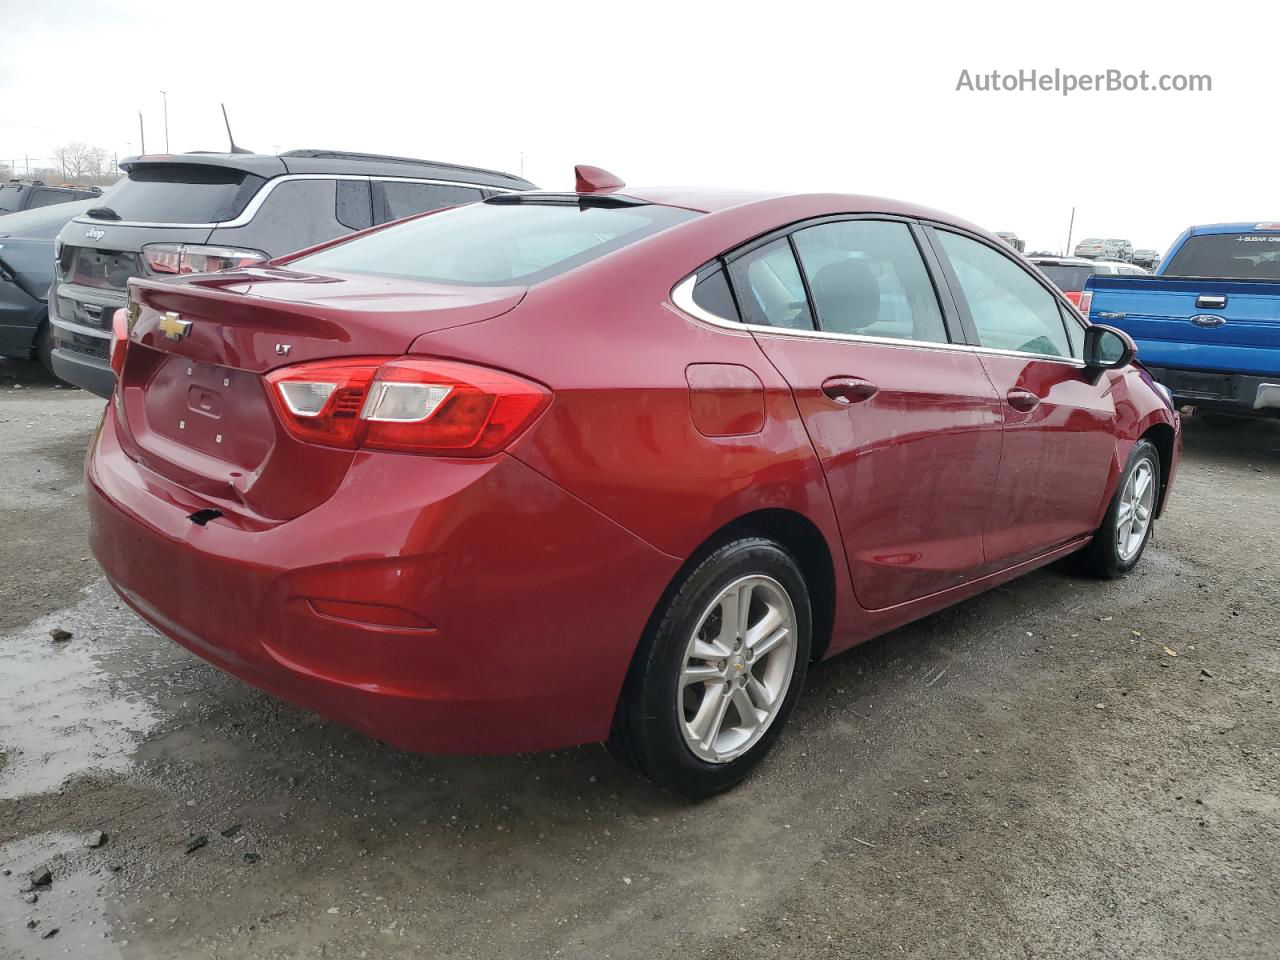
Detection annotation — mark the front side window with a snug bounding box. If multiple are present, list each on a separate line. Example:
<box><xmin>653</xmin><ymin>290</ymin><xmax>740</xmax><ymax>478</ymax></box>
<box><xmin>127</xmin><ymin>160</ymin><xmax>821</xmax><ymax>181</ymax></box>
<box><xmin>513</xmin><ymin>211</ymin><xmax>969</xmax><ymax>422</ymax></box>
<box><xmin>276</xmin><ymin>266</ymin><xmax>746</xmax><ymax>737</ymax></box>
<box><xmin>726</xmin><ymin>238</ymin><xmax>813</xmax><ymax>331</ymax></box>
<box><xmin>937</xmin><ymin>231</ymin><xmax>1072</xmax><ymax>358</ymax></box>
<box><xmin>290</xmin><ymin>199</ymin><xmax>698</xmax><ymax>286</ymax></box>
<box><xmin>791</xmin><ymin>220</ymin><xmax>948</xmax><ymax>343</ymax></box>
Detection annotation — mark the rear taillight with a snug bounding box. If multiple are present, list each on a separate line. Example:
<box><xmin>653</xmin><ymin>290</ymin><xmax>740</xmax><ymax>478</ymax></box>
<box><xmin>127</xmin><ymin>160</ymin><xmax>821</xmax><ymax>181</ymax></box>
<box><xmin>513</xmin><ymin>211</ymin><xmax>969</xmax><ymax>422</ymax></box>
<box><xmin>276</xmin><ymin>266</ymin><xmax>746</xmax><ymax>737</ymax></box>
<box><xmin>1078</xmin><ymin>290</ymin><xmax>1093</xmax><ymax>319</ymax></box>
<box><xmin>109</xmin><ymin>307</ymin><xmax>129</xmax><ymax>376</ymax></box>
<box><xmin>265</xmin><ymin>357</ymin><xmax>551</xmax><ymax>457</ymax></box>
<box><xmin>142</xmin><ymin>243</ymin><xmax>268</xmax><ymax>275</ymax></box>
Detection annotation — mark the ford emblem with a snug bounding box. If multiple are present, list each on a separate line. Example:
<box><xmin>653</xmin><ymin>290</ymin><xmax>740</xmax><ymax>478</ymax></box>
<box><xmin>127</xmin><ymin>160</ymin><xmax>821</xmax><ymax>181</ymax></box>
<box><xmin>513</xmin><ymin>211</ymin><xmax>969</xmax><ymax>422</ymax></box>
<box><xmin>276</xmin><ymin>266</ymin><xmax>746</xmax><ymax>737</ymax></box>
<box><xmin>1189</xmin><ymin>314</ymin><xmax>1227</xmax><ymax>329</ymax></box>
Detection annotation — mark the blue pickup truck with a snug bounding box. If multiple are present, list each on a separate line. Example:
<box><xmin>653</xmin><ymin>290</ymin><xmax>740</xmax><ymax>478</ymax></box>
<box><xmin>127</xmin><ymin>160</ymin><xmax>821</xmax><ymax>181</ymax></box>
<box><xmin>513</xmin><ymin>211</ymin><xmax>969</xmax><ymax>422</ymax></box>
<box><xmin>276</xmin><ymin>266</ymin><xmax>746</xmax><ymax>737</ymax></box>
<box><xmin>1084</xmin><ymin>222</ymin><xmax>1280</xmax><ymax>419</ymax></box>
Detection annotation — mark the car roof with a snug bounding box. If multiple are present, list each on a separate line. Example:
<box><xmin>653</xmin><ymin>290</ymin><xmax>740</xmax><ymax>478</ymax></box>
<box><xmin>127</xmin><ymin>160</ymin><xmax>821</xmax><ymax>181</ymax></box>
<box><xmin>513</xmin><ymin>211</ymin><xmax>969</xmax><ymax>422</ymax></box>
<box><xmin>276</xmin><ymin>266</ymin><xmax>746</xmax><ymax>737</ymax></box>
<box><xmin>118</xmin><ymin>150</ymin><xmax>535</xmax><ymax>190</ymax></box>
<box><xmin>1031</xmin><ymin>256</ymin><xmax>1093</xmax><ymax>266</ymax></box>
<box><xmin>621</xmin><ymin>186</ymin><xmax>994</xmax><ymax>233</ymax></box>
<box><xmin>1185</xmin><ymin>222</ymin><xmax>1280</xmax><ymax>236</ymax></box>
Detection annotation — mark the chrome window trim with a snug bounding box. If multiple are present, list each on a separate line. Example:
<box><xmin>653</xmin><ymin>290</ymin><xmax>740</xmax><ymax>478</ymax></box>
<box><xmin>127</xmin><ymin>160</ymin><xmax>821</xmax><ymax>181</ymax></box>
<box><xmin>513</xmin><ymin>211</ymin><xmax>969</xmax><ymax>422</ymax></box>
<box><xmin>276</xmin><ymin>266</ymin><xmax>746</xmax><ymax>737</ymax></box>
<box><xmin>70</xmin><ymin>173</ymin><xmax>515</xmax><ymax>231</ymax></box>
<box><xmin>670</xmin><ymin>273</ymin><xmax>1087</xmax><ymax>368</ymax></box>
<box><xmin>49</xmin><ymin>314</ymin><xmax>111</xmax><ymax>341</ymax></box>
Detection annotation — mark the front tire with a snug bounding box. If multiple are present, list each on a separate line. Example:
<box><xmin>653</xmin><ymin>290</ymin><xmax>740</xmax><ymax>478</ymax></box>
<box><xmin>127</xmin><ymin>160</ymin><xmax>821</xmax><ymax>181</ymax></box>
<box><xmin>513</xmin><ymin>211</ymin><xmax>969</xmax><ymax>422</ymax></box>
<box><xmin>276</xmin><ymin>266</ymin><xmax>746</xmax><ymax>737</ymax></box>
<box><xmin>33</xmin><ymin>319</ymin><xmax>54</xmax><ymax>376</ymax></box>
<box><xmin>1079</xmin><ymin>439</ymin><xmax>1161</xmax><ymax>578</ymax></box>
<box><xmin>608</xmin><ymin>538</ymin><xmax>811</xmax><ymax>799</ymax></box>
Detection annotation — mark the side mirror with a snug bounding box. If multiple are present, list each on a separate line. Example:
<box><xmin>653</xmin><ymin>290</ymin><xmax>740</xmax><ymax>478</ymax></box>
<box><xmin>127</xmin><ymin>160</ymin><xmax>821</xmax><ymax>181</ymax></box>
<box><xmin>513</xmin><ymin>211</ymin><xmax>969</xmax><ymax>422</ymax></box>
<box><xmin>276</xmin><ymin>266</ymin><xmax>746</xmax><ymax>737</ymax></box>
<box><xmin>1084</xmin><ymin>324</ymin><xmax>1136</xmax><ymax>383</ymax></box>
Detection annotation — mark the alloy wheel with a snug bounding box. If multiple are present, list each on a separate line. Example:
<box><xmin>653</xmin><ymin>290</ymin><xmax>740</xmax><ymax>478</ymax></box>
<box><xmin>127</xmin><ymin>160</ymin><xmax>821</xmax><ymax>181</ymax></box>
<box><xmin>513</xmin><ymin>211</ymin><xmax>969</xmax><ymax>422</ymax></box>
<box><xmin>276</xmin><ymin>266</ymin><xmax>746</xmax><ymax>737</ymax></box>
<box><xmin>677</xmin><ymin>575</ymin><xmax>798</xmax><ymax>764</ymax></box>
<box><xmin>1117</xmin><ymin>458</ymin><xmax>1156</xmax><ymax>562</ymax></box>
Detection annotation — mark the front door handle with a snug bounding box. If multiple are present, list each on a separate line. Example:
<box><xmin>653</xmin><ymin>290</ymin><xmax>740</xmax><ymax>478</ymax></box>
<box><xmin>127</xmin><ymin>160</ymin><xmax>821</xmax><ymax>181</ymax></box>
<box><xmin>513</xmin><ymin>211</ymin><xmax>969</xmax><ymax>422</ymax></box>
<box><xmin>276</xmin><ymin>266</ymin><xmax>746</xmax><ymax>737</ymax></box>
<box><xmin>821</xmin><ymin>376</ymin><xmax>878</xmax><ymax>405</ymax></box>
<box><xmin>1006</xmin><ymin>388</ymin><xmax>1041</xmax><ymax>412</ymax></box>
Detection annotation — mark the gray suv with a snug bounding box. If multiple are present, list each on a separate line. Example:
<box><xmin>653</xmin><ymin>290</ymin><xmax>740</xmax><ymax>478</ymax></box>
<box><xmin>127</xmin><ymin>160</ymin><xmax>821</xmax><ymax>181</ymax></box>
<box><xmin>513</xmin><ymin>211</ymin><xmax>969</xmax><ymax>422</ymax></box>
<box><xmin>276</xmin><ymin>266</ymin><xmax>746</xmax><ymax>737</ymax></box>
<box><xmin>51</xmin><ymin>150</ymin><xmax>535</xmax><ymax>396</ymax></box>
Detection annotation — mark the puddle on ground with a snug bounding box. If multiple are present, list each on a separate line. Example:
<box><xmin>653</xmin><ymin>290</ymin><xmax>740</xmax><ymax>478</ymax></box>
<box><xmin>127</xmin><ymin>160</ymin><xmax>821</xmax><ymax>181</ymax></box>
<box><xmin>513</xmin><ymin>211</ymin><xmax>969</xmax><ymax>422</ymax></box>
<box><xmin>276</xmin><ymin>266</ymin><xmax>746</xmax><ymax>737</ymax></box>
<box><xmin>0</xmin><ymin>831</ymin><xmax>126</xmax><ymax>960</ymax></box>
<box><xmin>0</xmin><ymin>580</ymin><xmax>162</xmax><ymax>800</ymax></box>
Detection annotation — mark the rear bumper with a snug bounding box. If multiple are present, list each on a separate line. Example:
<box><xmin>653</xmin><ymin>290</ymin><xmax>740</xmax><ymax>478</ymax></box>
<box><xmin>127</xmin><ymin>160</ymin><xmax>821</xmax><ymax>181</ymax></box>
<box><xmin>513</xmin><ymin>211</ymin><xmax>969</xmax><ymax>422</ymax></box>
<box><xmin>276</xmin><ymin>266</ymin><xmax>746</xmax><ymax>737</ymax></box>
<box><xmin>49</xmin><ymin>281</ymin><xmax>121</xmax><ymax>397</ymax></box>
<box><xmin>1145</xmin><ymin>364</ymin><xmax>1280</xmax><ymax>418</ymax></box>
<box><xmin>87</xmin><ymin>410</ymin><xmax>680</xmax><ymax>754</ymax></box>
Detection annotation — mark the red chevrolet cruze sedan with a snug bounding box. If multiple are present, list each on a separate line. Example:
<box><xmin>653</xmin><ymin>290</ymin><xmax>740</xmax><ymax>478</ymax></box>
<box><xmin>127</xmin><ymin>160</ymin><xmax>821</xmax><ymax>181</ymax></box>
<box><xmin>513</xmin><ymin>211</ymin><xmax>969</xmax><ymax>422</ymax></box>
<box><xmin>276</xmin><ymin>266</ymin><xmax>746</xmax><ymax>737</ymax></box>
<box><xmin>88</xmin><ymin>170</ymin><xmax>1180</xmax><ymax>797</ymax></box>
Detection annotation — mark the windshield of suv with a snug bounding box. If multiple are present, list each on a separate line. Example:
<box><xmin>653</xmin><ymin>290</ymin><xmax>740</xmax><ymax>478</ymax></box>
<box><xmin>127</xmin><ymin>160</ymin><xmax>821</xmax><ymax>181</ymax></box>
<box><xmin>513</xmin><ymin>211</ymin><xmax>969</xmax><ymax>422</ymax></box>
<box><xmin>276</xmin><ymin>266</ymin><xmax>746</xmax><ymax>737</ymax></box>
<box><xmin>1163</xmin><ymin>233</ymin><xmax>1280</xmax><ymax>280</ymax></box>
<box><xmin>290</xmin><ymin>199</ymin><xmax>699</xmax><ymax>286</ymax></box>
<box><xmin>1036</xmin><ymin>263</ymin><xmax>1096</xmax><ymax>292</ymax></box>
<box><xmin>100</xmin><ymin>164</ymin><xmax>265</xmax><ymax>224</ymax></box>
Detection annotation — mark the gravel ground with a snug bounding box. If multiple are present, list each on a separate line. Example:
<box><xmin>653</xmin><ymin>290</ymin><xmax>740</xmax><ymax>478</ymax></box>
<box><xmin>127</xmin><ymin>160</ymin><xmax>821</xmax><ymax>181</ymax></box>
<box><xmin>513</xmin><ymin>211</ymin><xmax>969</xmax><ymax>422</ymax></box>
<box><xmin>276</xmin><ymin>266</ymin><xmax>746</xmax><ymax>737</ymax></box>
<box><xmin>1</xmin><ymin>357</ymin><xmax>1277</xmax><ymax>960</ymax></box>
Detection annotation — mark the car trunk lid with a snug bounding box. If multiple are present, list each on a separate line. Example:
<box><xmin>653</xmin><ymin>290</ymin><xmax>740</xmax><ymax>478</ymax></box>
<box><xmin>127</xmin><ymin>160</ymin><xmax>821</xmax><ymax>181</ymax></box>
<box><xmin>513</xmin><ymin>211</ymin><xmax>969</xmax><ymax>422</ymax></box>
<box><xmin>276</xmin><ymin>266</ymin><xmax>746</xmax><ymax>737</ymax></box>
<box><xmin>115</xmin><ymin>267</ymin><xmax>525</xmax><ymax>521</ymax></box>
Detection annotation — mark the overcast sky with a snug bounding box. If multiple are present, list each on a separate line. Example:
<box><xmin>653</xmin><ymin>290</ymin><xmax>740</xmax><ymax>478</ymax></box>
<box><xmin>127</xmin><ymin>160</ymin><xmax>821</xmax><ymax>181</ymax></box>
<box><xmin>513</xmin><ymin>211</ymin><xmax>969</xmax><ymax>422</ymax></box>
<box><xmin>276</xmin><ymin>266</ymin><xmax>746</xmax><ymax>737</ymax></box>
<box><xmin>1</xmin><ymin>0</ymin><xmax>1272</xmax><ymax>255</ymax></box>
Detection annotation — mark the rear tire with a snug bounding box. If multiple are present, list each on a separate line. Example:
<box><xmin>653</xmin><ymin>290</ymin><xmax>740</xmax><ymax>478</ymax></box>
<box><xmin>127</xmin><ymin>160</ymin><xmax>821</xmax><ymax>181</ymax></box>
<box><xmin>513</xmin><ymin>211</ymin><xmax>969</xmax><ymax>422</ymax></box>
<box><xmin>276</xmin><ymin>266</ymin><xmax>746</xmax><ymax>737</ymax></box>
<box><xmin>1078</xmin><ymin>439</ymin><xmax>1160</xmax><ymax>579</ymax></box>
<box><xmin>608</xmin><ymin>538</ymin><xmax>811</xmax><ymax>799</ymax></box>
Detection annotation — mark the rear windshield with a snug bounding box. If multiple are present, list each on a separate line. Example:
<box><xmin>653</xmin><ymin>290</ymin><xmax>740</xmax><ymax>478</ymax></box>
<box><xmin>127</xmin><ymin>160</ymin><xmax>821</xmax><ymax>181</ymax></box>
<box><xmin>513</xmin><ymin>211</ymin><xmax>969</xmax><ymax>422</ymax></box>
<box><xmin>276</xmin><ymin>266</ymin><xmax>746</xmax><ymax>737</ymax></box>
<box><xmin>1163</xmin><ymin>233</ymin><xmax>1280</xmax><ymax>280</ymax></box>
<box><xmin>290</xmin><ymin>199</ymin><xmax>699</xmax><ymax>286</ymax></box>
<box><xmin>93</xmin><ymin>165</ymin><xmax>265</xmax><ymax>224</ymax></box>
<box><xmin>0</xmin><ymin>199</ymin><xmax>96</xmax><ymax>238</ymax></box>
<box><xmin>0</xmin><ymin>185</ymin><xmax>26</xmax><ymax>213</ymax></box>
<box><xmin>1036</xmin><ymin>263</ymin><xmax>1095</xmax><ymax>292</ymax></box>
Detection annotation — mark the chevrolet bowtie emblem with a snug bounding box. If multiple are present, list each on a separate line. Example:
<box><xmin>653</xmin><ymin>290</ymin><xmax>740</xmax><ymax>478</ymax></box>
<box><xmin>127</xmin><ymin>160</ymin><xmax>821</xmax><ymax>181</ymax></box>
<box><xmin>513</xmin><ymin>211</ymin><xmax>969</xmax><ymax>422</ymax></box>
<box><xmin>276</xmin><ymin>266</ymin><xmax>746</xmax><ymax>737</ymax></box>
<box><xmin>158</xmin><ymin>312</ymin><xmax>192</xmax><ymax>340</ymax></box>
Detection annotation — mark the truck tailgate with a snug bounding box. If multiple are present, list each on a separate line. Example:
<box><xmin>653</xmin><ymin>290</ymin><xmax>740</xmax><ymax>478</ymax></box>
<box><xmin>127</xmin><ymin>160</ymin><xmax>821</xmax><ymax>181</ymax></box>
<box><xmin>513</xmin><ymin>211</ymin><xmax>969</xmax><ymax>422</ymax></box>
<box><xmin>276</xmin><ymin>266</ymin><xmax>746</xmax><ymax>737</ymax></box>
<box><xmin>1086</xmin><ymin>275</ymin><xmax>1280</xmax><ymax>377</ymax></box>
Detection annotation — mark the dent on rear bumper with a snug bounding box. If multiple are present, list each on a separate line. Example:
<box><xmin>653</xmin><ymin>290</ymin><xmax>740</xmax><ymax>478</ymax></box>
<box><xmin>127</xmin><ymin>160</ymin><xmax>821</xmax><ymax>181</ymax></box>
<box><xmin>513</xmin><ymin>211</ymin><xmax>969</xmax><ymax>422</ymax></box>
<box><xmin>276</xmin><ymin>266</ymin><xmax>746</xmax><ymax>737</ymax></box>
<box><xmin>87</xmin><ymin>413</ymin><xmax>680</xmax><ymax>754</ymax></box>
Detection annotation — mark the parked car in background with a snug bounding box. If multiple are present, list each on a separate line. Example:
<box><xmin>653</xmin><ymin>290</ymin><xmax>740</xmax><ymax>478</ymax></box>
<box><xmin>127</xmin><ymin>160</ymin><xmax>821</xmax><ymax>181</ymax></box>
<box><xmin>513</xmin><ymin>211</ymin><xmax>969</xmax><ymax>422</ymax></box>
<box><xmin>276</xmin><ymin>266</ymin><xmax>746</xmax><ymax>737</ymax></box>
<box><xmin>1074</xmin><ymin>238</ymin><xmax>1134</xmax><ymax>261</ymax></box>
<box><xmin>1030</xmin><ymin>255</ymin><xmax>1148</xmax><ymax>309</ymax></box>
<box><xmin>995</xmin><ymin>231</ymin><xmax>1025</xmax><ymax>253</ymax></box>
<box><xmin>1</xmin><ymin>179</ymin><xmax>102</xmax><ymax>215</ymax></box>
<box><xmin>88</xmin><ymin>170</ymin><xmax>1179</xmax><ymax>797</ymax></box>
<box><xmin>51</xmin><ymin>150</ymin><xmax>535</xmax><ymax>397</ymax></box>
<box><xmin>1083</xmin><ymin>221</ymin><xmax>1280</xmax><ymax>419</ymax></box>
<box><xmin>0</xmin><ymin>198</ymin><xmax>96</xmax><ymax>373</ymax></box>
<box><xmin>1132</xmin><ymin>248</ymin><xmax>1161</xmax><ymax>269</ymax></box>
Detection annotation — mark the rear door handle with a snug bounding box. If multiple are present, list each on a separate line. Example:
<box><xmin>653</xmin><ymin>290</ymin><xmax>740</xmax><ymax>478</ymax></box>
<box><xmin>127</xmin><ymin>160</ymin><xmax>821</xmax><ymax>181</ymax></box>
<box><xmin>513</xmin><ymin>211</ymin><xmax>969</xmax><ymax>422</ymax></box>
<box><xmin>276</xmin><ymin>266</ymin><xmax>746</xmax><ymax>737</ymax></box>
<box><xmin>821</xmin><ymin>376</ymin><xmax>878</xmax><ymax>405</ymax></box>
<box><xmin>1006</xmin><ymin>388</ymin><xmax>1041</xmax><ymax>412</ymax></box>
<box><xmin>1196</xmin><ymin>294</ymin><xmax>1227</xmax><ymax>309</ymax></box>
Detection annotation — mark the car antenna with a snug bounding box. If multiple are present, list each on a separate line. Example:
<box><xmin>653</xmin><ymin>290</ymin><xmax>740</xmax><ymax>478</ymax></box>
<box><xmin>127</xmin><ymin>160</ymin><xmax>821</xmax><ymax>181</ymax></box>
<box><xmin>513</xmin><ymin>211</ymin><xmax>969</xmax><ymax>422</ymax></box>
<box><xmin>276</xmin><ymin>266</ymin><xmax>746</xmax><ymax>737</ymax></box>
<box><xmin>221</xmin><ymin>103</ymin><xmax>253</xmax><ymax>155</ymax></box>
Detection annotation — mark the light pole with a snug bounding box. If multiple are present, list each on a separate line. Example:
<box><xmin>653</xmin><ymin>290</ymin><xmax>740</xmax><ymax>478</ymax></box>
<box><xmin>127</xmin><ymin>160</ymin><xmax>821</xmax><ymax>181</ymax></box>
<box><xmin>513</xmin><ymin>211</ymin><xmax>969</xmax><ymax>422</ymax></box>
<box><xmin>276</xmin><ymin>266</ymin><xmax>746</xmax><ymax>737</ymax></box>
<box><xmin>161</xmin><ymin>90</ymin><xmax>170</xmax><ymax>152</ymax></box>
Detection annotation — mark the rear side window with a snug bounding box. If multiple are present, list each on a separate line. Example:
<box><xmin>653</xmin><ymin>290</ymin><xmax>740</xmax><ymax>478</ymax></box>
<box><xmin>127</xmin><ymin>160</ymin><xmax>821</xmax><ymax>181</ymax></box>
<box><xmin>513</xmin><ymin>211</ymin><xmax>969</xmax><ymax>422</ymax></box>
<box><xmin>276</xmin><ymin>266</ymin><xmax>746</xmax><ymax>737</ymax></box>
<box><xmin>97</xmin><ymin>165</ymin><xmax>265</xmax><ymax>223</ymax></box>
<box><xmin>290</xmin><ymin>199</ymin><xmax>698</xmax><ymax>286</ymax></box>
<box><xmin>1163</xmin><ymin>233</ymin><xmax>1280</xmax><ymax>280</ymax></box>
<box><xmin>937</xmin><ymin>231</ymin><xmax>1072</xmax><ymax>358</ymax></box>
<box><xmin>691</xmin><ymin>265</ymin><xmax>739</xmax><ymax>321</ymax></box>
<box><xmin>791</xmin><ymin>220</ymin><xmax>947</xmax><ymax>343</ymax></box>
<box><xmin>27</xmin><ymin>188</ymin><xmax>69</xmax><ymax>209</ymax></box>
<box><xmin>374</xmin><ymin>181</ymin><xmax>484</xmax><ymax>222</ymax></box>
<box><xmin>727</xmin><ymin>238</ymin><xmax>814</xmax><ymax>331</ymax></box>
<box><xmin>335</xmin><ymin>180</ymin><xmax>373</xmax><ymax>231</ymax></box>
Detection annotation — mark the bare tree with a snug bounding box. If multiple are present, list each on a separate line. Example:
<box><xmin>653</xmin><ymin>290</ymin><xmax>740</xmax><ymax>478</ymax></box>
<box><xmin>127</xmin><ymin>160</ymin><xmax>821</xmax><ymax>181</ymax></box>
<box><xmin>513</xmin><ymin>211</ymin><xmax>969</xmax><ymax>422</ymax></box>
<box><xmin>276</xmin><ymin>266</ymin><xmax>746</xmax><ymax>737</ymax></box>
<box><xmin>53</xmin><ymin>142</ymin><xmax>110</xmax><ymax>181</ymax></box>
<box><xmin>0</xmin><ymin>163</ymin><xmax>12</xmax><ymax>182</ymax></box>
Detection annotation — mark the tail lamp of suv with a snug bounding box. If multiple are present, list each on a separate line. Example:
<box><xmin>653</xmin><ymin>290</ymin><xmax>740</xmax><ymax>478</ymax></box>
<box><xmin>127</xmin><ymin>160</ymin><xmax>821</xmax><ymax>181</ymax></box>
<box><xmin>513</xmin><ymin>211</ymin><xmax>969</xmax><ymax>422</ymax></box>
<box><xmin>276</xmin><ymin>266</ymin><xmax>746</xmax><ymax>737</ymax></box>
<box><xmin>265</xmin><ymin>357</ymin><xmax>551</xmax><ymax>457</ymax></box>
<box><xmin>142</xmin><ymin>243</ymin><xmax>268</xmax><ymax>275</ymax></box>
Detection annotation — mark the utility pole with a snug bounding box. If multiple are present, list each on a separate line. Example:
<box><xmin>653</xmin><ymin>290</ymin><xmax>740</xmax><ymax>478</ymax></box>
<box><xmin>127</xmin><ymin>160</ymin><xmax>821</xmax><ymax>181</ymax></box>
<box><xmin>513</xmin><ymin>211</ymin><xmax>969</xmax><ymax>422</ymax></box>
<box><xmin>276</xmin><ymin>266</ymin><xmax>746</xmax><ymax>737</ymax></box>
<box><xmin>139</xmin><ymin>112</ymin><xmax>146</xmax><ymax>155</ymax></box>
<box><xmin>161</xmin><ymin>90</ymin><xmax>169</xmax><ymax>152</ymax></box>
<box><xmin>1066</xmin><ymin>206</ymin><xmax>1076</xmax><ymax>257</ymax></box>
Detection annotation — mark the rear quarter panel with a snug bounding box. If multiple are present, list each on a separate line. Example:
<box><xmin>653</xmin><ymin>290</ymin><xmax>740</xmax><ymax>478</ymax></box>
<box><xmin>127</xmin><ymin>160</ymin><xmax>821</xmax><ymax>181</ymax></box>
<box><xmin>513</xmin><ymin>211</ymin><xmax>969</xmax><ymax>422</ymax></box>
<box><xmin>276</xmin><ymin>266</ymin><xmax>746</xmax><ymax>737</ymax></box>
<box><xmin>406</xmin><ymin>207</ymin><xmax>865</xmax><ymax>653</ymax></box>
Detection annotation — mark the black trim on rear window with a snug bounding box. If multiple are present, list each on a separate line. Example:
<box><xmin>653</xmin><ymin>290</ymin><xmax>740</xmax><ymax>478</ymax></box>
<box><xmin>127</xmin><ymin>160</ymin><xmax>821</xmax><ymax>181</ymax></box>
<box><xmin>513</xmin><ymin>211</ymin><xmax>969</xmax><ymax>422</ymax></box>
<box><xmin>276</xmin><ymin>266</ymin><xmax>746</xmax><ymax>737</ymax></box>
<box><xmin>92</xmin><ymin>165</ymin><xmax>265</xmax><ymax>224</ymax></box>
